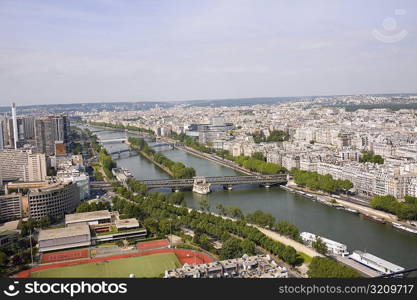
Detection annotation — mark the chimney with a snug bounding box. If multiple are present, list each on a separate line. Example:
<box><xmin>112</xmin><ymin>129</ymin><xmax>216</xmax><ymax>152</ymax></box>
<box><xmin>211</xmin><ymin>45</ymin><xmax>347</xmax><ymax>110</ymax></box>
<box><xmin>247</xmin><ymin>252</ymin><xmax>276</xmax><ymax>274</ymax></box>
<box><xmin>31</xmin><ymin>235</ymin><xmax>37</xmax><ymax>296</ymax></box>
<box><xmin>12</xmin><ymin>102</ymin><xmax>18</xmax><ymax>149</ymax></box>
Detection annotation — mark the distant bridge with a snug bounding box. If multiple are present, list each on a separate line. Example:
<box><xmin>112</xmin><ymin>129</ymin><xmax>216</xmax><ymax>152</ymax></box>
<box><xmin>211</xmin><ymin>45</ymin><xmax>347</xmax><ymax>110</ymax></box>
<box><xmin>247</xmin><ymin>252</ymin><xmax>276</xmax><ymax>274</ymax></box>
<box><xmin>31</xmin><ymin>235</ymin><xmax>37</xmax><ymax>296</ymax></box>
<box><xmin>152</xmin><ymin>142</ymin><xmax>174</xmax><ymax>149</ymax></box>
<box><xmin>90</xmin><ymin>181</ymin><xmax>117</xmax><ymax>190</ymax></box>
<box><xmin>109</xmin><ymin>148</ymin><xmax>138</xmax><ymax>158</ymax></box>
<box><xmin>141</xmin><ymin>174</ymin><xmax>288</xmax><ymax>189</ymax></box>
<box><xmin>99</xmin><ymin>138</ymin><xmax>127</xmax><ymax>144</ymax></box>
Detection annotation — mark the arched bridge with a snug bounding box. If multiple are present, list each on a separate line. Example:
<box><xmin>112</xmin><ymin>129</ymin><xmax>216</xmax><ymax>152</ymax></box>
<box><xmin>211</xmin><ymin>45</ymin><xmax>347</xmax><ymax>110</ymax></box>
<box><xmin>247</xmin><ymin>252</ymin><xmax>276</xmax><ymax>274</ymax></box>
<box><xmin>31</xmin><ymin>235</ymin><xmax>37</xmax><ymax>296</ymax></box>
<box><xmin>141</xmin><ymin>174</ymin><xmax>288</xmax><ymax>189</ymax></box>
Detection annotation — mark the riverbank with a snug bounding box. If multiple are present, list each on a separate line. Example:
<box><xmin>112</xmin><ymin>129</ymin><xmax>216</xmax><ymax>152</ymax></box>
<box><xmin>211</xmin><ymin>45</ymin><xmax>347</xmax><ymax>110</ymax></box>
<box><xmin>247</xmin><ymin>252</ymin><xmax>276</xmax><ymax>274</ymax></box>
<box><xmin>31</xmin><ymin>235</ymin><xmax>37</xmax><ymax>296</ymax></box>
<box><xmin>90</xmin><ymin>125</ymin><xmax>417</xmax><ymax>270</ymax></box>
<box><xmin>283</xmin><ymin>183</ymin><xmax>417</xmax><ymax>235</ymax></box>
<box><xmin>127</xmin><ymin>141</ymin><xmax>175</xmax><ymax>177</ymax></box>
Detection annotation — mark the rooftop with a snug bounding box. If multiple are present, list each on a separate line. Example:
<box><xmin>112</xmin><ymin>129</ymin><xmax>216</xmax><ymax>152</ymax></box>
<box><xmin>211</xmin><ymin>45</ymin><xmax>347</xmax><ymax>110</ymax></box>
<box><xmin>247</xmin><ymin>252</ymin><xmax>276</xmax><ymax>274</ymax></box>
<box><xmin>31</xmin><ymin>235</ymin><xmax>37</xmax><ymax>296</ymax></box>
<box><xmin>38</xmin><ymin>224</ymin><xmax>90</xmax><ymax>241</ymax></box>
<box><xmin>114</xmin><ymin>218</ymin><xmax>139</xmax><ymax>229</ymax></box>
<box><xmin>65</xmin><ymin>210</ymin><xmax>111</xmax><ymax>224</ymax></box>
<box><xmin>0</xmin><ymin>220</ymin><xmax>20</xmax><ymax>231</ymax></box>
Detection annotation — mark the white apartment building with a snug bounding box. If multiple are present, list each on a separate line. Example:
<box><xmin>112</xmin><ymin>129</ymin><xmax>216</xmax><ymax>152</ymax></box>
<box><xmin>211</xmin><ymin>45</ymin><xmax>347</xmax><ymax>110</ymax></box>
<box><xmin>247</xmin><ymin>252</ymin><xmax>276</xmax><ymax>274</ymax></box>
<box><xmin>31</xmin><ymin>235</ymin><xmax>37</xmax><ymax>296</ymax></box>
<box><xmin>0</xmin><ymin>149</ymin><xmax>47</xmax><ymax>182</ymax></box>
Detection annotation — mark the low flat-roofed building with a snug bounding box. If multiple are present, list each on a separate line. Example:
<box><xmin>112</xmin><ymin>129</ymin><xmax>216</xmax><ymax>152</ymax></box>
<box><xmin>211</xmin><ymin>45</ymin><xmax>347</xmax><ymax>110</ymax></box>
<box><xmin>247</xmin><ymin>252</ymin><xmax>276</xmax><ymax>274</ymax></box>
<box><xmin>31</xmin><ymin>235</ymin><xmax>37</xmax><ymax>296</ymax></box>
<box><xmin>0</xmin><ymin>230</ymin><xmax>19</xmax><ymax>247</ymax></box>
<box><xmin>38</xmin><ymin>224</ymin><xmax>91</xmax><ymax>252</ymax></box>
<box><xmin>65</xmin><ymin>210</ymin><xmax>111</xmax><ymax>226</ymax></box>
<box><xmin>115</xmin><ymin>218</ymin><xmax>139</xmax><ymax>230</ymax></box>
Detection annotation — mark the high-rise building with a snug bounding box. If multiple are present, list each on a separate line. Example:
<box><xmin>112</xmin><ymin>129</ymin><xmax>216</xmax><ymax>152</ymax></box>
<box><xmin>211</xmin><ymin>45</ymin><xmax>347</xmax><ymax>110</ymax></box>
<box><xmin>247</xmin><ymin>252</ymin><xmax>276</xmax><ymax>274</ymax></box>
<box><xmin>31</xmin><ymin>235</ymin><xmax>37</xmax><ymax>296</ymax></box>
<box><xmin>22</xmin><ymin>116</ymin><xmax>35</xmax><ymax>139</ymax></box>
<box><xmin>0</xmin><ymin>149</ymin><xmax>47</xmax><ymax>182</ymax></box>
<box><xmin>11</xmin><ymin>103</ymin><xmax>18</xmax><ymax>149</ymax></box>
<box><xmin>28</xmin><ymin>153</ymin><xmax>47</xmax><ymax>181</ymax></box>
<box><xmin>34</xmin><ymin>115</ymin><xmax>70</xmax><ymax>156</ymax></box>
<box><xmin>0</xmin><ymin>118</ymin><xmax>4</xmax><ymax>151</ymax></box>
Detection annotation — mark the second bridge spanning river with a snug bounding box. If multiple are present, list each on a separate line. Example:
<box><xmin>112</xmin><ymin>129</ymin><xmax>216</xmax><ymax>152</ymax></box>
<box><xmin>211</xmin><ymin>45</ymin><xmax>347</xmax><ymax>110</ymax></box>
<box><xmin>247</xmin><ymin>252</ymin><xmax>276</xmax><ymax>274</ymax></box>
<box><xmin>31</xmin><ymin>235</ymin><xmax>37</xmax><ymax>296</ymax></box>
<box><xmin>140</xmin><ymin>174</ymin><xmax>289</xmax><ymax>194</ymax></box>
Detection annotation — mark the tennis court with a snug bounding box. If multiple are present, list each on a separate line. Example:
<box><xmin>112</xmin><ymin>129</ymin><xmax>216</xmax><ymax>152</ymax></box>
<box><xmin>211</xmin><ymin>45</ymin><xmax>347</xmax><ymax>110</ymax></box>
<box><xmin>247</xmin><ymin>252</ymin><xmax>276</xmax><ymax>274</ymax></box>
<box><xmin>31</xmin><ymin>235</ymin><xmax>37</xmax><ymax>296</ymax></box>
<box><xmin>31</xmin><ymin>252</ymin><xmax>181</xmax><ymax>278</ymax></box>
<box><xmin>41</xmin><ymin>249</ymin><xmax>89</xmax><ymax>264</ymax></box>
<box><xmin>137</xmin><ymin>239</ymin><xmax>169</xmax><ymax>250</ymax></box>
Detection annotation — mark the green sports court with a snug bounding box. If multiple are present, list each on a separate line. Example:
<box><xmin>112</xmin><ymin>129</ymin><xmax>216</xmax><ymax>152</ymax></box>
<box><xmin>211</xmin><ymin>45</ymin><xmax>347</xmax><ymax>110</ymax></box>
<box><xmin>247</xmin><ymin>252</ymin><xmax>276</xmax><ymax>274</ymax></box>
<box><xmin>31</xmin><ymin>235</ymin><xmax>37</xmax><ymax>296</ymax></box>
<box><xmin>30</xmin><ymin>253</ymin><xmax>181</xmax><ymax>278</ymax></box>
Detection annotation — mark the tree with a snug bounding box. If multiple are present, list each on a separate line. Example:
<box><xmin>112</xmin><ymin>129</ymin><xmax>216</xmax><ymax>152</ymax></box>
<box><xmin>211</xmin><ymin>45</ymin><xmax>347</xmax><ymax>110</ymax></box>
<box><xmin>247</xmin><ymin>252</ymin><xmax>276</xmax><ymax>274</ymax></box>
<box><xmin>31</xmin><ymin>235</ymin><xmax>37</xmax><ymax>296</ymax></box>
<box><xmin>251</xmin><ymin>152</ymin><xmax>266</xmax><ymax>161</ymax></box>
<box><xmin>216</xmin><ymin>204</ymin><xmax>227</xmax><ymax>216</ymax></box>
<box><xmin>226</xmin><ymin>206</ymin><xmax>244</xmax><ymax>219</ymax></box>
<box><xmin>246</xmin><ymin>210</ymin><xmax>275</xmax><ymax>227</ymax></box>
<box><xmin>198</xmin><ymin>198</ymin><xmax>210</xmax><ymax>212</ymax></box>
<box><xmin>158</xmin><ymin>219</ymin><xmax>171</xmax><ymax>235</ymax></box>
<box><xmin>359</xmin><ymin>151</ymin><xmax>384</xmax><ymax>164</ymax></box>
<box><xmin>275</xmin><ymin>221</ymin><xmax>300</xmax><ymax>241</ymax></box>
<box><xmin>0</xmin><ymin>251</ymin><xmax>7</xmax><ymax>267</ymax></box>
<box><xmin>11</xmin><ymin>254</ymin><xmax>22</xmax><ymax>267</ymax></box>
<box><xmin>281</xmin><ymin>246</ymin><xmax>298</xmax><ymax>266</ymax></box>
<box><xmin>312</xmin><ymin>237</ymin><xmax>327</xmax><ymax>255</ymax></box>
<box><xmin>240</xmin><ymin>239</ymin><xmax>256</xmax><ymax>256</ymax></box>
<box><xmin>220</xmin><ymin>238</ymin><xmax>243</xmax><ymax>260</ymax></box>
<box><xmin>308</xmin><ymin>257</ymin><xmax>361</xmax><ymax>278</ymax></box>
<box><xmin>197</xmin><ymin>234</ymin><xmax>211</xmax><ymax>250</ymax></box>
<box><xmin>144</xmin><ymin>217</ymin><xmax>159</xmax><ymax>234</ymax></box>
<box><xmin>38</xmin><ymin>216</ymin><xmax>51</xmax><ymax>229</ymax></box>
<box><xmin>168</xmin><ymin>192</ymin><xmax>185</xmax><ymax>205</ymax></box>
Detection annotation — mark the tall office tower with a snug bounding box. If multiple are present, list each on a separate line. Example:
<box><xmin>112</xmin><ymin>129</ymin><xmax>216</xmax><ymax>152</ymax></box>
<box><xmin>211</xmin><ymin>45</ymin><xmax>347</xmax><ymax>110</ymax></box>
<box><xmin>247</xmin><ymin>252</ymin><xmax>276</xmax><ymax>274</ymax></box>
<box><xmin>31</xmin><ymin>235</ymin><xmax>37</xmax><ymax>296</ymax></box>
<box><xmin>11</xmin><ymin>103</ymin><xmax>18</xmax><ymax>149</ymax></box>
<box><xmin>6</xmin><ymin>118</ymin><xmax>14</xmax><ymax>147</ymax></box>
<box><xmin>34</xmin><ymin>117</ymin><xmax>55</xmax><ymax>156</ymax></box>
<box><xmin>0</xmin><ymin>118</ymin><xmax>4</xmax><ymax>150</ymax></box>
<box><xmin>23</xmin><ymin>116</ymin><xmax>35</xmax><ymax>139</ymax></box>
<box><xmin>17</xmin><ymin>118</ymin><xmax>25</xmax><ymax>141</ymax></box>
<box><xmin>51</xmin><ymin>115</ymin><xmax>70</xmax><ymax>143</ymax></box>
<box><xmin>34</xmin><ymin>115</ymin><xmax>69</xmax><ymax>156</ymax></box>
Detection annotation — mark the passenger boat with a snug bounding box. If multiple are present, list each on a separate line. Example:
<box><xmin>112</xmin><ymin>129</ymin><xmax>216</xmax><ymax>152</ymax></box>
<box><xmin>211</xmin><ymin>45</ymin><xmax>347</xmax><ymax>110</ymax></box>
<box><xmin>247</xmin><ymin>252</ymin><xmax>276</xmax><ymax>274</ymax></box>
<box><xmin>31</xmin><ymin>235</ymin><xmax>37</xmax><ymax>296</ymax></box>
<box><xmin>300</xmin><ymin>232</ymin><xmax>349</xmax><ymax>256</ymax></box>
<box><xmin>349</xmin><ymin>250</ymin><xmax>404</xmax><ymax>275</ymax></box>
<box><xmin>392</xmin><ymin>222</ymin><xmax>417</xmax><ymax>234</ymax></box>
<box><xmin>361</xmin><ymin>213</ymin><xmax>386</xmax><ymax>224</ymax></box>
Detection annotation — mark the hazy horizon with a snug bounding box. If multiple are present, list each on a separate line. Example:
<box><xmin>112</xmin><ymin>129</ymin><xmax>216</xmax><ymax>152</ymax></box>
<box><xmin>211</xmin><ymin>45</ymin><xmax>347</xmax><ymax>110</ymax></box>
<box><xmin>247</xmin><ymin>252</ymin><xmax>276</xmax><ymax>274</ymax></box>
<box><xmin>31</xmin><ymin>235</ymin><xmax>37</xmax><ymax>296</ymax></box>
<box><xmin>1</xmin><ymin>0</ymin><xmax>416</xmax><ymax>106</ymax></box>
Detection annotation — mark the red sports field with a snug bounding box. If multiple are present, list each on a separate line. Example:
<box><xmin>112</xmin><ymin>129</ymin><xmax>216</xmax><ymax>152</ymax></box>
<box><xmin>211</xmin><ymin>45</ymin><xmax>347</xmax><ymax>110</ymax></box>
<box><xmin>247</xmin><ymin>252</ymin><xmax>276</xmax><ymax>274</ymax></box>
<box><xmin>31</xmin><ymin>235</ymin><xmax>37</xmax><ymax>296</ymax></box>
<box><xmin>137</xmin><ymin>239</ymin><xmax>169</xmax><ymax>250</ymax></box>
<box><xmin>41</xmin><ymin>249</ymin><xmax>89</xmax><ymax>264</ymax></box>
<box><xmin>15</xmin><ymin>249</ymin><xmax>214</xmax><ymax>278</ymax></box>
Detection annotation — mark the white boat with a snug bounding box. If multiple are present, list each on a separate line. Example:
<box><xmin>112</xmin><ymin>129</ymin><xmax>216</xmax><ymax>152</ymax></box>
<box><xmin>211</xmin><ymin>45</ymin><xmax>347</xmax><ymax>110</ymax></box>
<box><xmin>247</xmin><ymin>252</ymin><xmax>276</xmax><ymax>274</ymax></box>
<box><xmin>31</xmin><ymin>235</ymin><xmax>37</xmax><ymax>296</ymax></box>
<box><xmin>300</xmin><ymin>232</ymin><xmax>349</xmax><ymax>256</ymax></box>
<box><xmin>349</xmin><ymin>250</ymin><xmax>404</xmax><ymax>275</ymax></box>
<box><xmin>192</xmin><ymin>176</ymin><xmax>211</xmax><ymax>195</ymax></box>
<box><xmin>122</xmin><ymin>168</ymin><xmax>133</xmax><ymax>178</ymax></box>
<box><xmin>392</xmin><ymin>222</ymin><xmax>417</xmax><ymax>234</ymax></box>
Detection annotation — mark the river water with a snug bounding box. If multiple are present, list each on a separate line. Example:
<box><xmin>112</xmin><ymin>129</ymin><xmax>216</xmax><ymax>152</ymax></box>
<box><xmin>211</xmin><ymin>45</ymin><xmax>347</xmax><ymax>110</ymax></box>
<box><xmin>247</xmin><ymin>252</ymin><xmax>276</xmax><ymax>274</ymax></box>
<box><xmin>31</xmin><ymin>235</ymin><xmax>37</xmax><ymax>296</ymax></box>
<box><xmin>91</xmin><ymin>127</ymin><xmax>417</xmax><ymax>270</ymax></box>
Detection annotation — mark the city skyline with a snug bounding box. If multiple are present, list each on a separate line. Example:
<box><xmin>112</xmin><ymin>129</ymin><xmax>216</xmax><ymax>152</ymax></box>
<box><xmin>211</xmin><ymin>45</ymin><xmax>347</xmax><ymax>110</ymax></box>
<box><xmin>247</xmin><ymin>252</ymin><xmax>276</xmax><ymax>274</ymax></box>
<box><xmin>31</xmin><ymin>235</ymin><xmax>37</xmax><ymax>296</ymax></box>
<box><xmin>1</xmin><ymin>0</ymin><xmax>417</xmax><ymax>105</ymax></box>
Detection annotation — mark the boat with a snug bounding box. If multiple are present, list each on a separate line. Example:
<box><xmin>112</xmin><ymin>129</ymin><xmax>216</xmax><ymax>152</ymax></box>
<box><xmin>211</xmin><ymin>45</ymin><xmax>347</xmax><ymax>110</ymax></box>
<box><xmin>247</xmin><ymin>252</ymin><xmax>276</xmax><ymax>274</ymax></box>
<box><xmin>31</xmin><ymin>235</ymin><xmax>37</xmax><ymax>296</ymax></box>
<box><xmin>344</xmin><ymin>208</ymin><xmax>359</xmax><ymax>214</ymax></box>
<box><xmin>300</xmin><ymin>232</ymin><xmax>349</xmax><ymax>256</ymax></box>
<box><xmin>349</xmin><ymin>250</ymin><xmax>404</xmax><ymax>275</ymax></box>
<box><xmin>392</xmin><ymin>222</ymin><xmax>417</xmax><ymax>234</ymax></box>
<box><xmin>361</xmin><ymin>213</ymin><xmax>386</xmax><ymax>224</ymax></box>
<box><xmin>122</xmin><ymin>168</ymin><xmax>133</xmax><ymax>178</ymax></box>
<box><xmin>192</xmin><ymin>176</ymin><xmax>211</xmax><ymax>195</ymax></box>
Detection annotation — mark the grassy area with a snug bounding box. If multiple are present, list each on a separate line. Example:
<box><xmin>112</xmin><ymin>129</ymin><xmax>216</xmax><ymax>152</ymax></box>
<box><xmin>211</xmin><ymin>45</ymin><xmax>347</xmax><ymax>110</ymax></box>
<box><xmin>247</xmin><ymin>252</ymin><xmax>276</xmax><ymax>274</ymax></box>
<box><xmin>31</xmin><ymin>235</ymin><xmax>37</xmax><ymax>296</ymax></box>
<box><xmin>298</xmin><ymin>252</ymin><xmax>313</xmax><ymax>264</ymax></box>
<box><xmin>31</xmin><ymin>253</ymin><xmax>181</xmax><ymax>278</ymax></box>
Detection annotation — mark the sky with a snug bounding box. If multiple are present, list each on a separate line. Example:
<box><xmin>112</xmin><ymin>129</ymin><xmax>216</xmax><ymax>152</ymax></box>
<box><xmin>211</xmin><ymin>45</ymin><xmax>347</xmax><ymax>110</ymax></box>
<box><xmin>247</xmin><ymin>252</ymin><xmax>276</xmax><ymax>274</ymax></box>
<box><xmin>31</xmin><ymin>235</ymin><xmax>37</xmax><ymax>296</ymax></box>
<box><xmin>0</xmin><ymin>0</ymin><xmax>416</xmax><ymax>106</ymax></box>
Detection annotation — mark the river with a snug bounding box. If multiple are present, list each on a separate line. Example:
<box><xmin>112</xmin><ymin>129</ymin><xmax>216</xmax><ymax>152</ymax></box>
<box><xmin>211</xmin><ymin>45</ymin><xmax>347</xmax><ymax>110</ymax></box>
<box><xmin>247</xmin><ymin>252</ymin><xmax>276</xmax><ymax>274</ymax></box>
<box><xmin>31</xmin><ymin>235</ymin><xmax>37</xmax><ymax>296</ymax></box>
<box><xmin>90</xmin><ymin>126</ymin><xmax>417</xmax><ymax>270</ymax></box>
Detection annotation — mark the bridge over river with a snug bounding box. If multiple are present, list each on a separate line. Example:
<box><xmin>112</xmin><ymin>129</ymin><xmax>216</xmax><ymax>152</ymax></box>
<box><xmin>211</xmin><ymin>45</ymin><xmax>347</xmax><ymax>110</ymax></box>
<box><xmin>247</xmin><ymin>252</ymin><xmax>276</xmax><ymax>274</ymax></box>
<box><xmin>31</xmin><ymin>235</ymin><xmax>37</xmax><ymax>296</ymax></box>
<box><xmin>140</xmin><ymin>174</ymin><xmax>288</xmax><ymax>189</ymax></box>
<box><xmin>91</xmin><ymin>174</ymin><xmax>288</xmax><ymax>192</ymax></box>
